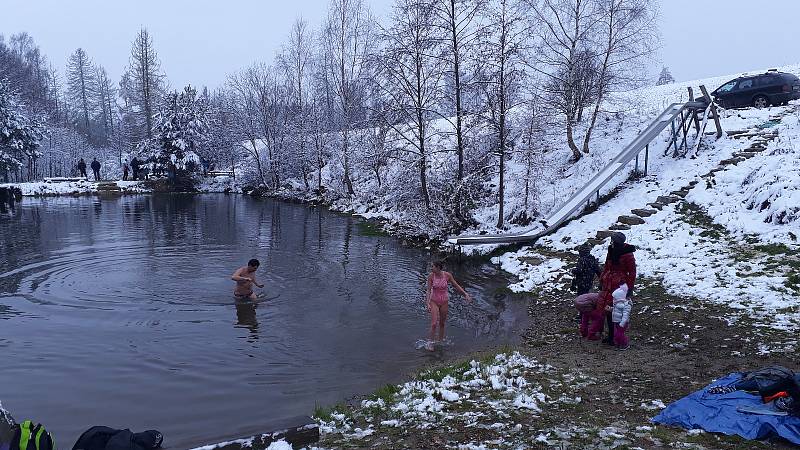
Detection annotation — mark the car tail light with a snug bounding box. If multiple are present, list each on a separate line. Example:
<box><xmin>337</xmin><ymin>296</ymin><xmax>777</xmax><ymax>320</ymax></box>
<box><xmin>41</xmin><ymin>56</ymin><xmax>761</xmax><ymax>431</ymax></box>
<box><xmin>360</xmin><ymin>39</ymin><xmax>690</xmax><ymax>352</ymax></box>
<box><xmin>783</xmin><ymin>84</ymin><xmax>791</xmax><ymax>92</ymax></box>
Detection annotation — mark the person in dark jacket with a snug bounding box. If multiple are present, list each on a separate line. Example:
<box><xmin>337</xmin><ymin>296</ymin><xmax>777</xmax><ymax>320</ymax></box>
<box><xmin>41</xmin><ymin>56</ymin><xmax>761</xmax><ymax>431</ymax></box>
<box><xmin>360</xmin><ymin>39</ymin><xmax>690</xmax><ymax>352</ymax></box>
<box><xmin>91</xmin><ymin>158</ymin><xmax>101</xmax><ymax>181</ymax></box>
<box><xmin>123</xmin><ymin>160</ymin><xmax>129</xmax><ymax>181</ymax></box>
<box><xmin>131</xmin><ymin>157</ymin><xmax>140</xmax><ymax>180</ymax></box>
<box><xmin>78</xmin><ymin>158</ymin><xmax>88</xmax><ymax>178</ymax></box>
<box><xmin>571</xmin><ymin>243</ymin><xmax>602</xmax><ymax>295</ymax></box>
<box><xmin>596</xmin><ymin>232</ymin><xmax>637</xmax><ymax>345</ymax></box>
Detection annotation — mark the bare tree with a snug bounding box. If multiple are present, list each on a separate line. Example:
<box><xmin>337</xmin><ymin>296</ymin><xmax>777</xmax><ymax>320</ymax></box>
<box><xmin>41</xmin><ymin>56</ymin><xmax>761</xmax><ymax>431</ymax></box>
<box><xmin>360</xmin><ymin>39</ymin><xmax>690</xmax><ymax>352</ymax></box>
<box><xmin>227</xmin><ymin>65</ymin><xmax>272</xmax><ymax>188</ymax></box>
<box><xmin>93</xmin><ymin>64</ymin><xmax>117</xmax><ymax>146</ymax></box>
<box><xmin>322</xmin><ymin>0</ymin><xmax>374</xmax><ymax>196</ymax></box>
<box><xmin>377</xmin><ymin>0</ymin><xmax>446</xmax><ymax>209</ymax></box>
<box><xmin>281</xmin><ymin>18</ymin><xmax>314</xmax><ymax>190</ymax></box>
<box><xmin>433</xmin><ymin>0</ymin><xmax>483</xmax><ymax>180</ymax></box>
<box><xmin>530</xmin><ymin>0</ymin><xmax>599</xmax><ymax>161</ymax></box>
<box><xmin>66</xmin><ymin>48</ymin><xmax>95</xmax><ymax>137</ymax></box>
<box><xmin>479</xmin><ymin>0</ymin><xmax>529</xmax><ymax>228</ymax></box>
<box><xmin>581</xmin><ymin>0</ymin><xmax>656</xmax><ymax>153</ymax></box>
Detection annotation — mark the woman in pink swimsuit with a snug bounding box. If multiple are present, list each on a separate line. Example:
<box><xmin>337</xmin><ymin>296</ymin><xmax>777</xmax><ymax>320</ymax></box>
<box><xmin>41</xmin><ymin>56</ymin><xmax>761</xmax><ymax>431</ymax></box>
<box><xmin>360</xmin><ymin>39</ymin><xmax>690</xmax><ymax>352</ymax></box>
<box><xmin>426</xmin><ymin>260</ymin><xmax>471</xmax><ymax>350</ymax></box>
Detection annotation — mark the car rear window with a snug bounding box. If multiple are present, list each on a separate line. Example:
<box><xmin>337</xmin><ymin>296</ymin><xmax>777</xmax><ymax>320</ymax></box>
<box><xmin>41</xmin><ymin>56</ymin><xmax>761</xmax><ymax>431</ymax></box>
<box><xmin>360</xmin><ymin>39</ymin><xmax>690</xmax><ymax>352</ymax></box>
<box><xmin>782</xmin><ymin>74</ymin><xmax>800</xmax><ymax>84</ymax></box>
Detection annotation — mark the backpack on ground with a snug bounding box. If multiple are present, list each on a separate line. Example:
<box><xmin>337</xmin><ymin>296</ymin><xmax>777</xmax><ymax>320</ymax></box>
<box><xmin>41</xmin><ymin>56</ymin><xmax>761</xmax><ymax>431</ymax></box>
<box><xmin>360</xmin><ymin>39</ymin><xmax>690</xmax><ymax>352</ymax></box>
<box><xmin>72</xmin><ymin>426</ymin><xmax>162</xmax><ymax>450</ymax></box>
<box><xmin>10</xmin><ymin>421</ymin><xmax>55</xmax><ymax>450</ymax></box>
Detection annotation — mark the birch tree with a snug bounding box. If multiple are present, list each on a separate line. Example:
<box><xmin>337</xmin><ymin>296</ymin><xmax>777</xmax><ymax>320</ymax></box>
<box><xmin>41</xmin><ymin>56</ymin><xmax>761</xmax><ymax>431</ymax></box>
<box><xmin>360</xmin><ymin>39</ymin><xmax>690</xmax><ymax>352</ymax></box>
<box><xmin>322</xmin><ymin>0</ymin><xmax>374</xmax><ymax>196</ymax></box>
<box><xmin>433</xmin><ymin>0</ymin><xmax>483</xmax><ymax>180</ymax></box>
<box><xmin>479</xmin><ymin>0</ymin><xmax>529</xmax><ymax>228</ymax></box>
<box><xmin>530</xmin><ymin>0</ymin><xmax>599</xmax><ymax>161</ymax></box>
<box><xmin>281</xmin><ymin>18</ymin><xmax>314</xmax><ymax>190</ymax></box>
<box><xmin>581</xmin><ymin>0</ymin><xmax>656</xmax><ymax>153</ymax></box>
<box><xmin>377</xmin><ymin>0</ymin><xmax>445</xmax><ymax>209</ymax></box>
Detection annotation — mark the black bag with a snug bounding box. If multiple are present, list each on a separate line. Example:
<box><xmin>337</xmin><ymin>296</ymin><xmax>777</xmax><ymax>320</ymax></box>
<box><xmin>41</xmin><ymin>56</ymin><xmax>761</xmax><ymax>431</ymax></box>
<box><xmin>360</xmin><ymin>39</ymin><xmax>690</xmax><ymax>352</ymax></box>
<box><xmin>72</xmin><ymin>427</ymin><xmax>162</xmax><ymax>450</ymax></box>
<box><xmin>9</xmin><ymin>421</ymin><xmax>55</xmax><ymax>450</ymax></box>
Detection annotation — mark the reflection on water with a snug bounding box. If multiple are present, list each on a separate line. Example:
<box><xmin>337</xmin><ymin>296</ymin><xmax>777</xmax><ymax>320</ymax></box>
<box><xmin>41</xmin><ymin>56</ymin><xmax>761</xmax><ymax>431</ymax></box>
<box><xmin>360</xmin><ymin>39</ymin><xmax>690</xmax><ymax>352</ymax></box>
<box><xmin>0</xmin><ymin>194</ymin><xmax>529</xmax><ymax>448</ymax></box>
<box><xmin>234</xmin><ymin>300</ymin><xmax>259</xmax><ymax>342</ymax></box>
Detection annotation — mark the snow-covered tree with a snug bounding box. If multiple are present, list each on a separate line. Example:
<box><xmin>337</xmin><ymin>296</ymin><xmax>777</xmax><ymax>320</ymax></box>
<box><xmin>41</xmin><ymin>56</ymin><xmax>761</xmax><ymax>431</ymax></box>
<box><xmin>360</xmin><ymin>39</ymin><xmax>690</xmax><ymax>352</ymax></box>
<box><xmin>479</xmin><ymin>0</ymin><xmax>529</xmax><ymax>228</ymax></box>
<box><xmin>656</xmin><ymin>66</ymin><xmax>674</xmax><ymax>85</ymax></box>
<box><xmin>432</xmin><ymin>0</ymin><xmax>483</xmax><ymax>181</ymax></box>
<box><xmin>322</xmin><ymin>0</ymin><xmax>375</xmax><ymax>196</ymax></box>
<box><xmin>140</xmin><ymin>85</ymin><xmax>209</xmax><ymax>172</ymax></box>
<box><xmin>124</xmin><ymin>28</ymin><xmax>166</xmax><ymax>143</ymax></box>
<box><xmin>93</xmin><ymin>64</ymin><xmax>117</xmax><ymax>146</ymax></box>
<box><xmin>531</xmin><ymin>0</ymin><xmax>599</xmax><ymax>161</ymax></box>
<box><xmin>0</xmin><ymin>79</ymin><xmax>45</xmax><ymax>182</ymax></box>
<box><xmin>377</xmin><ymin>0</ymin><xmax>445</xmax><ymax>210</ymax></box>
<box><xmin>66</xmin><ymin>48</ymin><xmax>95</xmax><ymax>137</ymax></box>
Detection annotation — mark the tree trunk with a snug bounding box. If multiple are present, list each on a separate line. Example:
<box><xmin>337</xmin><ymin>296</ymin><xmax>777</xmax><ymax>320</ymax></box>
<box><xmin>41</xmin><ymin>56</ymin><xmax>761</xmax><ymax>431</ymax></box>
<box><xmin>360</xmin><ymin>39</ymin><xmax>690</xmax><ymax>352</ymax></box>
<box><xmin>450</xmin><ymin>0</ymin><xmax>465</xmax><ymax>181</ymax></box>
<box><xmin>566</xmin><ymin>116</ymin><xmax>581</xmax><ymax>161</ymax></box>
<box><xmin>342</xmin><ymin>129</ymin><xmax>355</xmax><ymax>195</ymax></box>
<box><xmin>249</xmin><ymin>139</ymin><xmax>268</xmax><ymax>187</ymax></box>
<box><xmin>581</xmin><ymin>90</ymin><xmax>605</xmax><ymax>154</ymax></box>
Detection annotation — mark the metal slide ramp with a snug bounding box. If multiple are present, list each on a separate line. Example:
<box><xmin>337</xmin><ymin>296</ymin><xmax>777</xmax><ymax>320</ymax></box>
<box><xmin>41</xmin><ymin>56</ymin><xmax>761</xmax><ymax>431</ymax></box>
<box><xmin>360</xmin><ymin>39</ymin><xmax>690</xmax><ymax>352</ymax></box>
<box><xmin>449</xmin><ymin>101</ymin><xmax>708</xmax><ymax>246</ymax></box>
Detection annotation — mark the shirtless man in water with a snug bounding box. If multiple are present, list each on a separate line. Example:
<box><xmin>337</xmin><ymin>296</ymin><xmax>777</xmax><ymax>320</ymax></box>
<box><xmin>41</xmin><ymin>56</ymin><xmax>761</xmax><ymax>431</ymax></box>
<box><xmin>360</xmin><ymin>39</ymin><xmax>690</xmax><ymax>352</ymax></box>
<box><xmin>231</xmin><ymin>259</ymin><xmax>264</xmax><ymax>299</ymax></box>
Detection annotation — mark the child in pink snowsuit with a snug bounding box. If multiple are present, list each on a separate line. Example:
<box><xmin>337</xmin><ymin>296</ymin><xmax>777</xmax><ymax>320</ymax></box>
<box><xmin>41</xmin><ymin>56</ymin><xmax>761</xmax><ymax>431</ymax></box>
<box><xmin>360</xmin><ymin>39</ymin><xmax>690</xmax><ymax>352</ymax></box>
<box><xmin>610</xmin><ymin>283</ymin><xmax>632</xmax><ymax>350</ymax></box>
<box><xmin>578</xmin><ymin>293</ymin><xmax>604</xmax><ymax>340</ymax></box>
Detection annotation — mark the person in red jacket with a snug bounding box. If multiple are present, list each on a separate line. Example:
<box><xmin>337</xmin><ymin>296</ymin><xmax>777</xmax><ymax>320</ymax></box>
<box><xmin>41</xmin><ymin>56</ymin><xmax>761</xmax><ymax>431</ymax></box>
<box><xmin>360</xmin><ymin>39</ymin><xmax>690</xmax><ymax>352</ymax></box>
<box><xmin>590</xmin><ymin>232</ymin><xmax>636</xmax><ymax>343</ymax></box>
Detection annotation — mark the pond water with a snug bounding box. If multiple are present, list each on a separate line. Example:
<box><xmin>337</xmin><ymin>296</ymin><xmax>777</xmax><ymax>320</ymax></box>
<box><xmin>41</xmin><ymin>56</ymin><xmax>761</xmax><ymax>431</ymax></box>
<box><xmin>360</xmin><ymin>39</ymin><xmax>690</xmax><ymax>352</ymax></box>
<box><xmin>0</xmin><ymin>195</ymin><xmax>529</xmax><ymax>448</ymax></box>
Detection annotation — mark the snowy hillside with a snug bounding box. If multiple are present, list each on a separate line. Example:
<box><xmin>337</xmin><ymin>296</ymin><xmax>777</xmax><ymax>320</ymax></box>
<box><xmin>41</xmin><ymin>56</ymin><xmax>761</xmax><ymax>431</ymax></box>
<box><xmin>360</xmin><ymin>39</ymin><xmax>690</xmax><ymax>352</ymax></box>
<box><xmin>493</xmin><ymin>64</ymin><xmax>800</xmax><ymax>336</ymax></box>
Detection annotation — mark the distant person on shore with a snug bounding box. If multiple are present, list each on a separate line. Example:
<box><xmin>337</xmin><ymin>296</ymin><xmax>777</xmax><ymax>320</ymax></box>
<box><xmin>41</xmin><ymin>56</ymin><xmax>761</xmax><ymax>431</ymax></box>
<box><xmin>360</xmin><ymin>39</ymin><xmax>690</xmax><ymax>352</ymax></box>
<box><xmin>599</xmin><ymin>232</ymin><xmax>637</xmax><ymax>346</ymax></box>
<box><xmin>131</xmin><ymin>157</ymin><xmax>141</xmax><ymax>180</ymax></box>
<box><xmin>77</xmin><ymin>158</ymin><xmax>87</xmax><ymax>179</ymax></box>
<box><xmin>610</xmin><ymin>282</ymin><xmax>632</xmax><ymax>350</ymax></box>
<box><xmin>231</xmin><ymin>259</ymin><xmax>264</xmax><ymax>300</ymax></box>
<box><xmin>425</xmin><ymin>260</ymin><xmax>471</xmax><ymax>351</ymax></box>
<box><xmin>123</xmin><ymin>160</ymin><xmax>130</xmax><ymax>181</ymax></box>
<box><xmin>91</xmin><ymin>158</ymin><xmax>101</xmax><ymax>181</ymax></box>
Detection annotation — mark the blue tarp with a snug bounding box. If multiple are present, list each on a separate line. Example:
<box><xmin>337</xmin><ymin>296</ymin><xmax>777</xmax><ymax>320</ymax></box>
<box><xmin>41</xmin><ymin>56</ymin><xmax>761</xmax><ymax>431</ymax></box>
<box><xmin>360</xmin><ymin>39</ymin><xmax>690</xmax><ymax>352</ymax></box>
<box><xmin>652</xmin><ymin>373</ymin><xmax>800</xmax><ymax>445</ymax></box>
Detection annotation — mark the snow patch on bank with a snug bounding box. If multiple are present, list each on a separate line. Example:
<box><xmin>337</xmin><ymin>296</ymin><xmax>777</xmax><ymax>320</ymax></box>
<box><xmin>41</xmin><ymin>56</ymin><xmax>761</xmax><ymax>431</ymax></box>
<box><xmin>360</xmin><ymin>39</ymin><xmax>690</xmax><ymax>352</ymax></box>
<box><xmin>318</xmin><ymin>352</ymin><xmax>572</xmax><ymax>447</ymax></box>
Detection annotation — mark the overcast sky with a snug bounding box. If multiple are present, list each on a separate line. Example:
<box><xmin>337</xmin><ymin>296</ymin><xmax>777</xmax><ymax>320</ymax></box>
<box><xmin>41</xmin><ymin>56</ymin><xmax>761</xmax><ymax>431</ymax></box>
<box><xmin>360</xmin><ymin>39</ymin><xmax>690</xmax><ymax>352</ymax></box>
<box><xmin>2</xmin><ymin>0</ymin><xmax>800</xmax><ymax>90</ymax></box>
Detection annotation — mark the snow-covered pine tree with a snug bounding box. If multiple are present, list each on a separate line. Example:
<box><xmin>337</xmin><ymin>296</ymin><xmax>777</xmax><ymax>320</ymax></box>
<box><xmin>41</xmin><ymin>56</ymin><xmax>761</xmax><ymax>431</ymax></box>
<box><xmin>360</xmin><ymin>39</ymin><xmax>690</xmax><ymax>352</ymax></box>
<box><xmin>142</xmin><ymin>85</ymin><xmax>209</xmax><ymax>173</ymax></box>
<box><xmin>66</xmin><ymin>48</ymin><xmax>96</xmax><ymax>138</ymax></box>
<box><xmin>656</xmin><ymin>66</ymin><xmax>674</xmax><ymax>85</ymax></box>
<box><xmin>0</xmin><ymin>79</ymin><xmax>45</xmax><ymax>182</ymax></box>
<box><xmin>125</xmin><ymin>28</ymin><xmax>166</xmax><ymax>143</ymax></box>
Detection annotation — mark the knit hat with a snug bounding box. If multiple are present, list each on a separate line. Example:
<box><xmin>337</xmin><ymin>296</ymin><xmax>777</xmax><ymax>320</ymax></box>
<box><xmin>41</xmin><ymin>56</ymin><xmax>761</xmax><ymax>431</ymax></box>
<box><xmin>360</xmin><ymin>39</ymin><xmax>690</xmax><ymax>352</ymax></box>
<box><xmin>578</xmin><ymin>243</ymin><xmax>591</xmax><ymax>255</ymax></box>
<box><xmin>610</xmin><ymin>232</ymin><xmax>626</xmax><ymax>245</ymax></box>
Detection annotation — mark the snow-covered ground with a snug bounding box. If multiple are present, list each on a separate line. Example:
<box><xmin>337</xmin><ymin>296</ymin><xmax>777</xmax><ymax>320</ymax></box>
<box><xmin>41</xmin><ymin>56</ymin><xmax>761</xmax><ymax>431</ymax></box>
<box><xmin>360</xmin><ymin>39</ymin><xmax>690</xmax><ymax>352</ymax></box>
<box><xmin>317</xmin><ymin>352</ymin><xmax>591</xmax><ymax>449</ymax></box>
<box><xmin>2</xmin><ymin>174</ymin><xmax>241</xmax><ymax>197</ymax></box>
<box><xmin>489</xmin><ymin>64</ymin><xmax>800</xmax><ymax>334</ymax></box>
<box><xmin>1</xmin><ymin>179</ymin><xmax>150</xmax><ymax>196</ymax></box>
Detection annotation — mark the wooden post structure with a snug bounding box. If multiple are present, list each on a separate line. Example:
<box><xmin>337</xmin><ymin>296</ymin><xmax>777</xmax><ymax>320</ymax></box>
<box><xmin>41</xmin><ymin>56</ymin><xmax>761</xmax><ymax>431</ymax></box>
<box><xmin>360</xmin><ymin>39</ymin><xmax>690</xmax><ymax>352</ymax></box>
<box><xmin>644</xmin><ymin>144</ymin><xmax>649</xmax><ymax>175</ymax></box>
<box><xmin>688</xmin><ymin>87</ymin><xmax>701</xmax><ymax>132</ymax></box>
<box><xmin>699</xmin><ymin>85</ymin><xmax>723</xmax><ymax>138</ymax></box>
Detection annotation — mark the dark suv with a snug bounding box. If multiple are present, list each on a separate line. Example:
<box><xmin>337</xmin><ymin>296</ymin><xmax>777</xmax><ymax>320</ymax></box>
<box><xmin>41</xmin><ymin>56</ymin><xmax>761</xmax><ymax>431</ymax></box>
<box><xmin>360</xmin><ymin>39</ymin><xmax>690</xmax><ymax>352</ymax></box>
<box><xmin>705</xmin><ymin>70</ymin><xmax>800</xmax><ymax>108</ymax></box>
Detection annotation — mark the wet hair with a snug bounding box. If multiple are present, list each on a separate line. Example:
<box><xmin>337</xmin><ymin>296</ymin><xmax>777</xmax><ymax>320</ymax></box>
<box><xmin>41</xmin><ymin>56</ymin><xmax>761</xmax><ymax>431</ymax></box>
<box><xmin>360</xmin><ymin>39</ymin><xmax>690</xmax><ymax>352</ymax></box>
<box><xmin>248</xmin><ymin>258</ymin><xmax>260</xmax><ymax>267</ymax></box>
<box><xmin>432</xmin><ymin>260</ymin><xmax>444</xmax><ymax>270</ymax></box>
